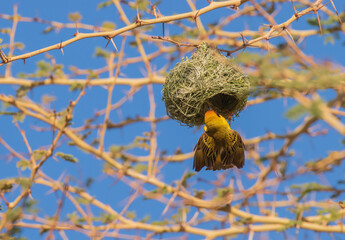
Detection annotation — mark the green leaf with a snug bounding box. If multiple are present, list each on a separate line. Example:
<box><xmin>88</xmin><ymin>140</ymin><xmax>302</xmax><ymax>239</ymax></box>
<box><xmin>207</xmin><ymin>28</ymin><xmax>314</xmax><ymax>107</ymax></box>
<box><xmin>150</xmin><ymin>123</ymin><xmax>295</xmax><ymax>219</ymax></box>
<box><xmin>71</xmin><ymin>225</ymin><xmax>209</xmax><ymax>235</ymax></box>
<box><xmin>181</xmin><ymin>171</ymin><xmax>196</xmax><ymax>187</ymax></box>
<box><xmin>0</xmin><ymin>179</ymin><xmax>13</xmax><ymax>192</ymax></box>
<box><xmin>316</xmin><ymin>207</ymin><xmax>341</xmax><ymax>223</ymax></box>
<box><xmin>152</xmin><ymin>219</ymin><xmax>169</xmax><ymax>226</ymax></box>
<box><xmin>17</xmin><ymin>160</ymin><xmax>31</xmax><ymax>171</ymax></box>
<box><xmin>15</xmin><ymin>178</ymin><xmax>31</xmax><ymax>189</ymax></box>
<box><xmin>7</xmin><ymin>208</ymin><xmax>22</xmax><ymax>223</ymax></box>
<box><xmin>23</xmin><ymin>199</ymin><xmax>40</xmax><ymax>214</ymax></box>
<box><xmin>33</xmin><ymin>150</ymin><xmax>47</xmax><ymax>161</ymax></box>
<box><xmin>76</xmin><ymin>197</ymin><xmax>91</xmax><ymax>205</ymax></box>
<box><xmin>102</xmin><ymin>21</ymin><xmax>116</xmax><ymax>30</ymax></box>
<box><xmin>125</xmin><ymin>210</ymin><xmax>136</xmax><ymax>219</ymax></box>
<box><xmin>97</xmin><ymin>1</ymin><xmax>112</xmax><ymax>9</ymax></box>
<box><xmin>12</xmin><ymin>112</ymin><xmax>25</xmax><ymax>123</ymax></box>
<box><xmin>216</xmin><ymin>187</ymin><xmax>233</xmax><ymax>199</ymax></box>
<box><xmin>140</xmin><ymin>215</ymin><xmax>150</xmax><ymax>223</ymax></box>
<box><xmin>17</xmin><ymin>72</ymin><xmax>28</xmax><ymax>78</ymax></box>
<box><xmin>56</xmin><ymin>152</ymin><xmax>78</xmax><ymax>163</ymax></box>
<box><xmin>193</xmin><ymin>190</ymin><xmax>205</xmax><ymax>199</ymax></box>
<box><xmin>87</xmin><ymin>70</ymin><xmax>99</xmax><ymax>79</ymax></box>
<box><xmin>0</xmin><ymin>28</ymin><xmax>11</xmax><ymax>34</ymax></box>
<box><xmin>94</xmin><ymin>47</ymin><xmax>110</xmax><ymax>58</ymax></box>
<box><xmin>37</xmin><ymin>60</ymin><xmax>53</xmax><ymax>77</ymax></box>
<box><xmin>134</xmin><ymin>164</ymin><xmax>147</xmax><ymax>173</ymax></box>
<box><xmin>69</xmin><ymin>82</ymin><xmax>85</xmax><ymax>91</ymax></box>
<box><xmin>68</xmin><ymin>12</ymin><xmax>82</xmax><ymax>22</ymax></box>
<box><xmin>144</xmin><ymin>186</ymin><xmax>169</xmax><ymax>199</ymax></box>
<box><xmin>99</xmin><ymin>213</ymin><xmax>117</xmax><ymax>223</ymax></box>
<box><xmin>16</xmin><ymin>85</ymin><xmax>30</xmax><ymax>98</ymax></box>
<box><xmin>309</xmin><ymin>99</ymin><xmax>323</xmax><ymax>118</ymax></box>
<box><xmin>324</xmin><ymin>35</ymin><xmax>335</xmax><ymax>45</ymax></box>
<box><xmin>278</xmin><ymin>220</ymin><xmax>297</xmax><ymax>232</ymax></box>
<box><xmin>130</xmin><ymin>0</ymin><xmax>149</xmax><ymax>10</ymax></box>
<box><xmin>285</xmin><ymin>104</ymin><xmax>308</xmax><ymax>121</ymax></box>
<box><xmin>42</xmin><ymin>26</ymin><xmax>54</xmax><ymax>34</ymax></box>
<box><xmin>67</xmin><ymin>212</ymin><xmax>82</xmax><ymax>224</ymax></box>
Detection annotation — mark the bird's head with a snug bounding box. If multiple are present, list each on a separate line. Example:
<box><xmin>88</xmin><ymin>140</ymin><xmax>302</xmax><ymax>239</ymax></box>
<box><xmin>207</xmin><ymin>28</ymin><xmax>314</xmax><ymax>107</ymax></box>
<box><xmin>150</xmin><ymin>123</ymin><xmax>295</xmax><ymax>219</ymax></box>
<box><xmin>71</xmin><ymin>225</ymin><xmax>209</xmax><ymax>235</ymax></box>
<box><xmin>204</xmin><ymin>110</ymin><xmax>230</xmax><ymax>133</ymax></box>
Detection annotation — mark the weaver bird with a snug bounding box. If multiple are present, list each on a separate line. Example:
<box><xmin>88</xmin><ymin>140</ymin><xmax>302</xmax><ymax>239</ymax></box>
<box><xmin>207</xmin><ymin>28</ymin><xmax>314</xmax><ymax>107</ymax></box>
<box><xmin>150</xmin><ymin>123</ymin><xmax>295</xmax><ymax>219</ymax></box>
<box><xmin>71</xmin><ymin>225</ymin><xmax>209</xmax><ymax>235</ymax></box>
<box><xmin>193</xmin><ymin>110</ymin><xmax>245</xmax><ymax>171</ymax></box>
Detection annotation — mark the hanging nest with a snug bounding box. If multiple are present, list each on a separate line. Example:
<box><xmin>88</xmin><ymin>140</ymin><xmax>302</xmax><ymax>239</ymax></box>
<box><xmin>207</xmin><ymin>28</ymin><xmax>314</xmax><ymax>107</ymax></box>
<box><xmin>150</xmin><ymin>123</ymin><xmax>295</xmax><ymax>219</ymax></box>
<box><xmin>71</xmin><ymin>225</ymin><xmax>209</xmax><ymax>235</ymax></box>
<box><xmin>162</xmin><ymin>43</ymin><xmax>250</xmax><ymax>127</ymax></box>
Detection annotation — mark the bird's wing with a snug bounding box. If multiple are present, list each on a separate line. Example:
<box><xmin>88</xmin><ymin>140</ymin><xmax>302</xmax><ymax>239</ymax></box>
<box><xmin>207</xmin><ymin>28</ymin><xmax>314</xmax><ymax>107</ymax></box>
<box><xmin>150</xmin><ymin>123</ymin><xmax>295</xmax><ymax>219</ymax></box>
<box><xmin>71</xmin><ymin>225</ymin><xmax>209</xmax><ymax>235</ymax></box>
<box><xmin>193</xmin><ymin>133</ymin><xmax>216</xmax><ymax>171</ymax></box>
<box><xmin>193</xmin><ymin>130</ymin><xmax>245</xmax><ymax>171</ymax></box>
<box><xmin>222</xmin><ymin>130</ymin><xmax>245</xmax><ymax>169</ymax></box>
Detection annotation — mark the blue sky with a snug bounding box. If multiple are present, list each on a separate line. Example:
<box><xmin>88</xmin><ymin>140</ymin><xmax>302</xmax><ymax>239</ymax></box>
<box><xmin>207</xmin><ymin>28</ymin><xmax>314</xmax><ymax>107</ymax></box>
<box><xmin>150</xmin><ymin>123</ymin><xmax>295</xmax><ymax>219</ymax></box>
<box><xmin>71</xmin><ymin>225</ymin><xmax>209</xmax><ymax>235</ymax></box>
<box><xmin>1</xmin><ymin>0</ymin><xmax>345</xmax><ymax>239</ymax></box>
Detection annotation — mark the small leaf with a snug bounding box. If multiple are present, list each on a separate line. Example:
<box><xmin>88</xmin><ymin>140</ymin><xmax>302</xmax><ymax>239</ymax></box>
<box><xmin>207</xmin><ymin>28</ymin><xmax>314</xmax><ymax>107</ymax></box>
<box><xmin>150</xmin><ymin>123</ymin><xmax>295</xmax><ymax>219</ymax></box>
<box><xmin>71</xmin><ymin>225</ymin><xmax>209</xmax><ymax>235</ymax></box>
<box><xmin>0</xmin><ymin>28</ymin><xmax>11</xmax><ymax>34</ymax></box>
<box><xmin>152</xmin><ymin>219</ymin><xmax>169</xmax><ymax>226</ymax></box>
<box><xmin>56</xmin><ymin>152</ymin><xmax>78</xmax><ymax>163</ymax></box>
<box><xmin>0</xmin><ymin>179</ymin><xmax>13</xmax><ymax>192</ymax></box>
<box><xmin>17</xmin><ymin>160</ymin><xmax>31</xmax><ymax>171</ymax></box>
<box><xmin>130</xmin><ymin>0</ymin><xmax>149</xmax><ymax>10</ymax></box>
<box><xmin>125</xmin><ymin>210</ymin><xmax>136</xmax><ymax>219</ymax></box>
<box><xmin>12</xmin><ymin>112</ymin><xmax>25</xmax><ymax>123</ymax></box>
<box><xmin>102</xmin><ymin>21</ymin><xmax>116</xmax><ymax>30</ymax></box>
<box><xmin>42</xmin><ymin>26</ymin><xmax>54</xmax><ymax>34</ymax></box>
<box><xmin>69</xmin><ymin>82</ymin><xmax>85</xmax><ymax>91</ymax></box>
<box><xmin>16</xmin><ymin>85</ymin><xmax>30</xmax><ymax>98</ymax></box>
<box><xmin>134</xmin><ymin>164</ymin><xmax>147</xmax><ymax>173</ymax></box>
<box><xmin>94</xmin><ymin>47</ymin><xmax>110</xmax><ymax>58</ymax></box>
<box><xmin>181</xmin><ymin>171</ymin><xmax>196</xmax><ymax>187</ymax></box>
<box><xmin>68</xmin><ymin>12</ymin><xmax>82</xmax><ymax>22</ymax></box>
<box><xmin>15</xmin><ymin>178</ymin><xmax>31</xmax><ymax>189</ymax></box>
<box><xmin>97</xmin><ymin>1</ymin><xmax>112</xmax><ymax>9</ymax></box>
<box><xmin>33</xmin><ymin>150</ymin><xmax>47</xmax><ymax>161</ymax></box>
<box><xmin>99</xmin><ymin>213</ymin><xmax>117</xmax><ymax>223</ymax></box>
<box><xmin>76</xmin><ymin>197</ymin><xmax>90</xmax><ymax>205</ymax></box>
<box><xmin>7</xmin><ymin>208</ymin><xmax>22</xmax><ymax>223</ymax></box>
<box><xmin>285</xmin><ymin>104</ymin><xmax>308</xmax><ymax>121</ymax></box>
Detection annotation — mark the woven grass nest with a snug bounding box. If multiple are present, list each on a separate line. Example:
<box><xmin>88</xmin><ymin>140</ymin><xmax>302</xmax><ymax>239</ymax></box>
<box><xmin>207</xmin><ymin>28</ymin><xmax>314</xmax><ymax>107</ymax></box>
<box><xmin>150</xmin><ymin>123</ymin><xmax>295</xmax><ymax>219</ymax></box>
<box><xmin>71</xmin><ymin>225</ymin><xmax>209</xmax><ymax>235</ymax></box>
<box><xmin>162</xmin><ymin>43</ymin><xmax>250</xmax><ymax>127</ymax></box>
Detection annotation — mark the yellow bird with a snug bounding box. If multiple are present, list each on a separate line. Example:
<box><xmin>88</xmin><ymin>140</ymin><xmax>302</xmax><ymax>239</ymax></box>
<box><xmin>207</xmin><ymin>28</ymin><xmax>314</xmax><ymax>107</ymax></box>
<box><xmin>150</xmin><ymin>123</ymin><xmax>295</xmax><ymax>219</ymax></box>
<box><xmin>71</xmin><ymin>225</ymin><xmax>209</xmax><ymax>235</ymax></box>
<box><xmin>193</xmin><ymin>110</ymin><xmax>245</xmax><ymax>171</ymax></box>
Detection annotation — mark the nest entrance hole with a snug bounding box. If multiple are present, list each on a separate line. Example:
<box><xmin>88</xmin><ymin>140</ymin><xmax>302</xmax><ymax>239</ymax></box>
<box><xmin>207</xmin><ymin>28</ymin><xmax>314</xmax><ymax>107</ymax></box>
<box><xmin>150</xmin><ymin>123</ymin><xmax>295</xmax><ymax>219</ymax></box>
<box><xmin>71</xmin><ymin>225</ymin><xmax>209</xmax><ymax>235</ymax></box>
<box><xmin>207</xmin><ymin>93</ymin><xmax>239</xmax><ymax>116</ymax></box>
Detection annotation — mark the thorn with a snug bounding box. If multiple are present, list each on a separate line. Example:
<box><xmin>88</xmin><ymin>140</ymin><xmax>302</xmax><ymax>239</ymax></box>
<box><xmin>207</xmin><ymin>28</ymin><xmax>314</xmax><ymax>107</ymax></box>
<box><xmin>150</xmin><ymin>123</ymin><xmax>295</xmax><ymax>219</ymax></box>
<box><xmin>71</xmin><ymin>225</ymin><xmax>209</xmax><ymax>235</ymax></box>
<box><xmin>135</xmin><ymin>5</ymin><xmax>142</xmax><ymax>25</ymax></box>
<box><xmin>75</xmin><ymin>21</ymin><xmax>79</xmax><ymax>33</ymax></box>
<box><xmin>73</xmin><ymin>21</ymin><xmax>79</xmax><ymax>36</ymax></box>
<box><xmin>206</xmin><ymin>0</ymin><xmax>213</xmax><ymax>3</ymax></box>
<box><xmin>240</xmin><ymin>32</ymin><xmax>249</xmax><ymax>47</ymax></box>
<box><xmin>193</xmin><ymin>10</ymin><xmax>201</xmax><ymax>20</ymax></box>
<box><xmin>330</xmin><ymin>0</ymin><xmax>342</xmax><ymax>24</ymax></box>
<box><xmin>284</xmin><ymin>28</ymin><xmax>295</xmax><ymax>42</ymax></box>
<box><xmin>23</xmin><ymin>58</ymin><xmax>25</xmax><ymax>65</ymax></box>
<box><xmin>105</xmin><ymin>39</ymin><xmax>111</xmax><ymax>48</ymax></box>
<box><xmin>162</xmin><ymin>23</ymin><xmax>165</xmax><ymax>38</ymax></box>
<box><xmin>59</xmin><ymin>41</ymin><xmax>64</xmax><ymax>55</ymax></box>
<box><xmin>315</xmin><ymin>10</ymin><xmax>322</xmax><ymax>34</ymax></box>
<box><xmin>110</xmin><ymin>38</ymin><xmax>118</xmax><ymax>52</ymax></box>
<box><xmin>0</xmin><ymin>48</ymin><xmax>8</xmax><ymax>63</ymax></box>
<box><xmin>231</xmin><ymin>5</ymin><xmax>239</xmax><ymax>10</ymax></box>
<box><xmin>291</xmin><ymin>0</ymin><xmax>299</xmax><ymax>18</ymax></box>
